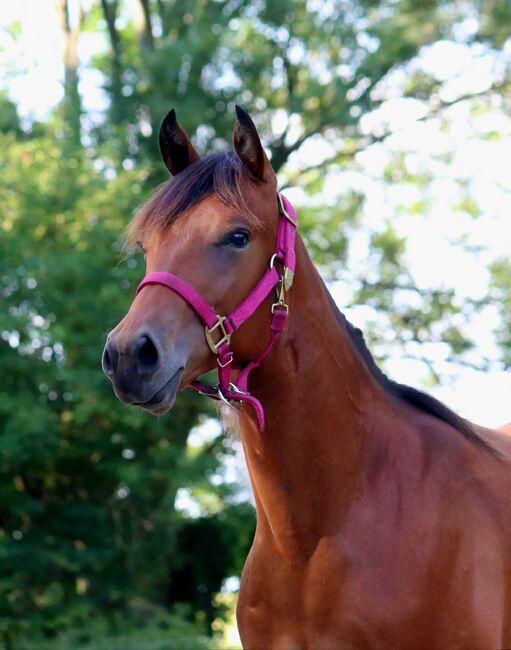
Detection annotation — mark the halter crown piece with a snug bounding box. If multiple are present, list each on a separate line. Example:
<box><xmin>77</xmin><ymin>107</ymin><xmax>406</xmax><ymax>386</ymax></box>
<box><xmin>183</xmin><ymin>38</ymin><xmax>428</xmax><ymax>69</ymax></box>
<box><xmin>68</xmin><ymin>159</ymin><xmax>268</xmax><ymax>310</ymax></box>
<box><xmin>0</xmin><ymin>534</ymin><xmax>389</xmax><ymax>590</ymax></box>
<box><xmin>136</xmin><ymin>192</ymin><xmax>298</xmax><ymax>430</ymax></box>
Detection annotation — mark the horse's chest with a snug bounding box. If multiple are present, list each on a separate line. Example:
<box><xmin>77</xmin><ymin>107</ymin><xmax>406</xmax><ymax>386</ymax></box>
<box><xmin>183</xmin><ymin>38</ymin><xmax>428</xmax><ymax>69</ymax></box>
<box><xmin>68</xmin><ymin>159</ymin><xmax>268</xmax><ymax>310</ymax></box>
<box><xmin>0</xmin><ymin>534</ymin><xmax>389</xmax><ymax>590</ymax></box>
<box><xmin>236</xmin><ymin>528</ymin><xmax>504</xmax><ymax>649</ymax></box>
<box><xmin>237</xmin><ymin>540</ymin><xmax>361</xmax><ymax>648</ymax></box>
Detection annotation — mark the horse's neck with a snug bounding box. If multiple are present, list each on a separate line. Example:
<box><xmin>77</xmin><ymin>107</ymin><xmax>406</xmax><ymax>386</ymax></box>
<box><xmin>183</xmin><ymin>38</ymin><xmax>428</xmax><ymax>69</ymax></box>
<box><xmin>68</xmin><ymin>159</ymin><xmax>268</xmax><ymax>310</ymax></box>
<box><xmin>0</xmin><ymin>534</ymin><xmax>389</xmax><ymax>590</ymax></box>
<box><xmin>239</xmin><ymin>237</ymin><xmax>395</xmax><ymax>557</ymax></box>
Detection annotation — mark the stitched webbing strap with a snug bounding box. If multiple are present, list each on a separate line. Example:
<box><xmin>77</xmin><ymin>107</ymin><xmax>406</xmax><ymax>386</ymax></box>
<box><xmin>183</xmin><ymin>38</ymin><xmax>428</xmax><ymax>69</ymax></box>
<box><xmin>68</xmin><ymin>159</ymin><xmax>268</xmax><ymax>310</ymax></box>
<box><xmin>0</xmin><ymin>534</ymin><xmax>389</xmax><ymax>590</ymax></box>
<box><xmin>136</xmin><ymin>272</ymin><xmax>219</xmax><ymax>329</ymax></box>
<box><xmin>226</xmin><ymin>266</ymin><xmax>280</xmax><ymax>331</ymax></box>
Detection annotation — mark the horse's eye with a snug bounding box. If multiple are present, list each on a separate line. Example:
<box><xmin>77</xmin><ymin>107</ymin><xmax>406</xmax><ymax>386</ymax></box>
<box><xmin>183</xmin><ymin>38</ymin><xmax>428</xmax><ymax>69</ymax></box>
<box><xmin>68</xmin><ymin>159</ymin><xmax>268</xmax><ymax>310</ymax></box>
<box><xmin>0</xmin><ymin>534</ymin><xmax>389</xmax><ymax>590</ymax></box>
<box><xmin>222</xmin><ymin>229</ymin><xmax>251</xmax><ymax>249</ymax></box>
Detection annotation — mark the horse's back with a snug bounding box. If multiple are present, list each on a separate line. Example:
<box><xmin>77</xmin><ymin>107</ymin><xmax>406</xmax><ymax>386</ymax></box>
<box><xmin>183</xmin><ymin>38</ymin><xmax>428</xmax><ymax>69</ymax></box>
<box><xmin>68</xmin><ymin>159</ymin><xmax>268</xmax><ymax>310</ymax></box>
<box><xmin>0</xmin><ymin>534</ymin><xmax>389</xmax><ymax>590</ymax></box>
<box><xmin>496</xmin><ymin>422</ymin><xmax>511</xmax><ymax>436</ymax></box>
<box><xmin>476</xmin><ymin>421</ymin><xmax>511</xmax><ymax>458</ymax></box>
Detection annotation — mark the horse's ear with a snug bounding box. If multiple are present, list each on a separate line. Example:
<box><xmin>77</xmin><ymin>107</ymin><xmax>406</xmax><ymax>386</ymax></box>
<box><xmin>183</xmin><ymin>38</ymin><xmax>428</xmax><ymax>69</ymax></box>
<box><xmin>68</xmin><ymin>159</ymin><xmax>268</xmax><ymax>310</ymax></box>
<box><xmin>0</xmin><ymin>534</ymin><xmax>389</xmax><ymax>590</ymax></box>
<box><xmin>159</xmin><ymin>108</ymin><xmax>200</xmax><ymax>176</ymax></box>
<box><xmin>233</xmin><ymin>105</ymin><xmax>271</xmax><ymax>182</ymax></box>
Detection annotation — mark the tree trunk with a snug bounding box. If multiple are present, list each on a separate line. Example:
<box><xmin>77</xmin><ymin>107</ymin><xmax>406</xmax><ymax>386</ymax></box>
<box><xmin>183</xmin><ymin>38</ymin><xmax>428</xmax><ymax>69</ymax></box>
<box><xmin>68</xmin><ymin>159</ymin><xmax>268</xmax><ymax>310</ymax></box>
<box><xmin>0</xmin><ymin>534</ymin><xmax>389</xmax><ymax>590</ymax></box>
<box><xmin>136</xmin><ymin>0</ymin><xmax>155</xmax><ymax>50</ymax></box>
<box><xmin>156</xmin><ymin>0</ymin><xmax>168</xmax><ymax>34</ymax></box>
<box><xmin>56</xmin><ymin>0</ymin><xmax>82</xmax><ymax>147</ymax></box>
<box><xmin>100</xmin><ymin>0</ymin><xmax>123</xmax><ymax>126</ymax></box>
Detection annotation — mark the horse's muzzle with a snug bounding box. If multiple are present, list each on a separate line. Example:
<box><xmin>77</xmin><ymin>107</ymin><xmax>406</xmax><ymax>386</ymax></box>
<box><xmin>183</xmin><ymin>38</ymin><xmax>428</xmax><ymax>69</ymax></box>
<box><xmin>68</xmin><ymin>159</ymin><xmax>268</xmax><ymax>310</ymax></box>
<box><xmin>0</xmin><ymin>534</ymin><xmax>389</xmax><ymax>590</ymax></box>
<box><xmin>101</xmin><ymin>331</ymin><xmax>183</xmax><ymax>415</ymax></box>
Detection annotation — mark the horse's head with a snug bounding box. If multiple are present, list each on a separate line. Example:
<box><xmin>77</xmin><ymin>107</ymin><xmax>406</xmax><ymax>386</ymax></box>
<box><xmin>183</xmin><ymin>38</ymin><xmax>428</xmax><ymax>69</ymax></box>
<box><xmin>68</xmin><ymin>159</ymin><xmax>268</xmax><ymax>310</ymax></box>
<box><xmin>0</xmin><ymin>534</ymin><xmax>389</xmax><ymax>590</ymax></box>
<box><xmin>102</xmin><ymin>107</ymin><xmax>285</xmax><ymax>416</ymax></box>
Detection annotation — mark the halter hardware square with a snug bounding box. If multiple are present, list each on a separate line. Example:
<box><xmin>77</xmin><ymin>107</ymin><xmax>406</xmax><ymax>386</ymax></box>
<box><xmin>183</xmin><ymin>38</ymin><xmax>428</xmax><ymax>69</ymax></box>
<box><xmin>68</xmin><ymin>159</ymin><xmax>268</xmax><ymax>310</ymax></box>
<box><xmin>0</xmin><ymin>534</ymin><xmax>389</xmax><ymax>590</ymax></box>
<box><xmin>271</xmin><ymin>301</ymin><xmax>289</xmax><ymax>314</ymax></box>
<box><xmin>217</xmin><ymin>352</ymin><xmax>233</xmax><ymax>367</ymax></box>
<box><xmin>205</xmin><ymin>315</ymin><xmax>231</xmax><ymax>354</ymax></box>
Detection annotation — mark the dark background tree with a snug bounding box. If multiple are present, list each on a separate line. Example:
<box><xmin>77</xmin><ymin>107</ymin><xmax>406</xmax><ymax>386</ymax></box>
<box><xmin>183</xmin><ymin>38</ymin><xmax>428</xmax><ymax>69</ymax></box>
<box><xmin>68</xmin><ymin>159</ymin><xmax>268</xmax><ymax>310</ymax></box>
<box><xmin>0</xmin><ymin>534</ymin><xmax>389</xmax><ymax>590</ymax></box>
<box><xmin>1</xmin><ymin>0</ymin><xmax>509</xmax><ymax>647</ymax></box>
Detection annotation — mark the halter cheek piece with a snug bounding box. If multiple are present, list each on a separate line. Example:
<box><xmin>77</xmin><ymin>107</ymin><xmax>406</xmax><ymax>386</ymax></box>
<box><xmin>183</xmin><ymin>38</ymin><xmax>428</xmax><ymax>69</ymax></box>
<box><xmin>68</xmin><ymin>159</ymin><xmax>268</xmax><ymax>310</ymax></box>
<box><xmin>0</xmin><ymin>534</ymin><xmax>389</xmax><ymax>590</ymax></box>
<box><xmin>136</xmin><ymin>192</ymin><xmax>298</xmax><ymax>430</ymax></box>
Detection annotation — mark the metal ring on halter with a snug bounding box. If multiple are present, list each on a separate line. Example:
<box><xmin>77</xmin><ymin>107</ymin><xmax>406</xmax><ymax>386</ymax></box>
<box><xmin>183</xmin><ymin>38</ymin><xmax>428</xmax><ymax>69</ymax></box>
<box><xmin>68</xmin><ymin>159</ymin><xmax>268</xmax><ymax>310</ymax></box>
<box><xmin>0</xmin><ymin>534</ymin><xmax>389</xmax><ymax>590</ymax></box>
<box><xmin>269</xmin><ymin>253</ymin><xmax>285</xmax><ymax>271</ymax></box>
<box><xmin>229</xmin><ymin>383</ymin><xmax>249</xmax><ymax>396</ymax></box>
<box><xmin>217</xmin><ymin>385</ymin><xmax>246</xmax><ymax>408</ymax></box>
<box><xmin>217</xmin><ymin>387</ymin><xmax>233</xmax><ymax>407</ymax></box>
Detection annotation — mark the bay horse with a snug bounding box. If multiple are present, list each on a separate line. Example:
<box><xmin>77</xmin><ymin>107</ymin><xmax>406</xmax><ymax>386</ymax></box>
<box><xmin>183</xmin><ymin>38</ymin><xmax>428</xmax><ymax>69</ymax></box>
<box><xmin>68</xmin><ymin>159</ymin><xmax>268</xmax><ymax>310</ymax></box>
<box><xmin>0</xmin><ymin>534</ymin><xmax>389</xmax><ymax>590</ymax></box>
<box><xmin>102</xmin><ymin>106</ymin><xmax>511</xmax><ymax>649</ymax></box>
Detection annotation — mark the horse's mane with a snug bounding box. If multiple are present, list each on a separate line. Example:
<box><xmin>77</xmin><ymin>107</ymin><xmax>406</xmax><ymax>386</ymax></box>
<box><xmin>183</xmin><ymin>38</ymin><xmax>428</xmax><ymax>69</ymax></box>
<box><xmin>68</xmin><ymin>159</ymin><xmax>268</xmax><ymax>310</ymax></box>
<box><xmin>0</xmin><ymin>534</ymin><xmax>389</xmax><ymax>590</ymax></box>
<box><xmin>324</xmin><ymin>287</ymin><xmax>491</xmax><ymax>449</ymax></box>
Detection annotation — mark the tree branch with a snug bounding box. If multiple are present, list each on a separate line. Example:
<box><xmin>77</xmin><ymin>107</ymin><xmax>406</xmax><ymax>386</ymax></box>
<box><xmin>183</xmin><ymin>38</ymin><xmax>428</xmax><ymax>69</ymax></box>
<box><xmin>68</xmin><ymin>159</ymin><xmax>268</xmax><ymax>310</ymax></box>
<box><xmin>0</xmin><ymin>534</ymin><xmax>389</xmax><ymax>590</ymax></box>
<box><xmin>279</xmin><ymin>81</ymin><xmax>509</xmax><ymax>187</ymax></box>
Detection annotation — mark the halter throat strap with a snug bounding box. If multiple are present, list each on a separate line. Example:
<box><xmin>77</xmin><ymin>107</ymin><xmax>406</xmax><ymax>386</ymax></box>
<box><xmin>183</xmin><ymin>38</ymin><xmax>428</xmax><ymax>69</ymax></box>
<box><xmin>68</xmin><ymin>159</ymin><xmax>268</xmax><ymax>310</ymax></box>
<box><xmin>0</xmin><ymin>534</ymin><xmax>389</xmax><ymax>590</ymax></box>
<box><xmin>136</xmin><ymin>192</ymin><xmax>298</xmax><ymax>430</ymax></box>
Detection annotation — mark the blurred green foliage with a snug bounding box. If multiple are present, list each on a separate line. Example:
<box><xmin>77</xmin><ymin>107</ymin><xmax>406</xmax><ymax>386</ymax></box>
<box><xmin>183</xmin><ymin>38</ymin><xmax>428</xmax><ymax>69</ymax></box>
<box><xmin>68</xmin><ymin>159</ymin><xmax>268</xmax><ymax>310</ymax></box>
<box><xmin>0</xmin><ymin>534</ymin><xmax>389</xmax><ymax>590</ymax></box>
<box><xmin>1</xmin><ymin>0</ymin><xmax>509</xmax><ymax>647</ymax></box>
<box><xmin>0</xmin><ymin>118</ymin><xmax>254</xmax><ymax>647</ymax></box>
<box><xmin>14</xmin><ymin>603</ymin><xmax>214</xmax><ymax>650</ymax></box>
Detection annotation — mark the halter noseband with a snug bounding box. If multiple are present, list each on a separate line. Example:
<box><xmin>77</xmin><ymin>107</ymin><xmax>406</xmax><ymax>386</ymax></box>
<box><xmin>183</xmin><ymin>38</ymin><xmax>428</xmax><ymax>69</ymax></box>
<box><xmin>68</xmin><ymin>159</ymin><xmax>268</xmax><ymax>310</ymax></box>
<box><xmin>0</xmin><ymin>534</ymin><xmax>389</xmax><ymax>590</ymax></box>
<box><xmin>136</xmin><ymin>192</ymin><xmax>297</xmax><ymax>430</ymax></box>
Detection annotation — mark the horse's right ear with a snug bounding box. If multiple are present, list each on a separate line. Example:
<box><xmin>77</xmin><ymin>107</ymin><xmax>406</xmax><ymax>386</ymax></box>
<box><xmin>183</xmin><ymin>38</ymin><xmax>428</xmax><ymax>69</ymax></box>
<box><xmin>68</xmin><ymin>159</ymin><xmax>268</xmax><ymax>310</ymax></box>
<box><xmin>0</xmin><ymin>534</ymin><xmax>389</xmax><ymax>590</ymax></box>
<box><xmin>159</xmin><ymin>109</ymin><xmax>200</xmax><ymax>176</ymax></box>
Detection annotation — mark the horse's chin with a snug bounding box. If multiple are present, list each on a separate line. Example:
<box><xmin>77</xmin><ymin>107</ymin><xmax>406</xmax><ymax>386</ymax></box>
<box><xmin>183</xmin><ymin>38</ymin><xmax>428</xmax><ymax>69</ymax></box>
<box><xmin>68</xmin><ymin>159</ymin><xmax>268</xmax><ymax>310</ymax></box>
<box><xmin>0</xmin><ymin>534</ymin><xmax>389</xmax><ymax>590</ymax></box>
<box><xmin>132</xmin><ymin>367</ymin><xmax>184</xmax><ymax>416</ymax></box>
<box><xmin>138</xmin><ymin>401</ymin><xmax>175</xmax><ymax>416</ymax></box>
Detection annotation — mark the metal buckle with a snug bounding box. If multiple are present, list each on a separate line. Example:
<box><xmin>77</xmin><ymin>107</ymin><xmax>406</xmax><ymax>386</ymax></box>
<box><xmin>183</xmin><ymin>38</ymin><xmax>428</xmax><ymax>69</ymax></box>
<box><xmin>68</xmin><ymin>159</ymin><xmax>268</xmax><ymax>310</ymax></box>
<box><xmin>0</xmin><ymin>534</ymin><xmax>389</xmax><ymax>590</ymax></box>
<box><xmin>205</xmin><ymin>316</ymin><xmax>231</xmax><ymax>354</ymax></box>
<box><xmin>217</xmin><ymin>352</ymin><xmax>233</xmax><ymax>368</ymax></box>
<box><xmin>277</xmin><ymin>193</ymin><xmax>296</xmax><ymax>226</ymax></box>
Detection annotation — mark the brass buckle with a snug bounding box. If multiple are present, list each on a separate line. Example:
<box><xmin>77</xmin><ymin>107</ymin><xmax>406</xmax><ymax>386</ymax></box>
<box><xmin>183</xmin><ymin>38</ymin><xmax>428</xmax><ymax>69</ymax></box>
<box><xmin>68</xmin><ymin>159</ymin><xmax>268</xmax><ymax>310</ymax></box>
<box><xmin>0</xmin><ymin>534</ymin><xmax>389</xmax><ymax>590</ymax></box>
<box><xmin>205</xmin><ymin>316</ymin><xmax>231</xmax><ymax>354</ymax></box>
<box><xmin>277</xmin><ymin>193</ymin><xmax>296</xmax><ymax>226</ymax></box>
<box><xmin>271</xmin><ymin>277</ymin><xmax>289</xmax><ymax>313</ymax></box>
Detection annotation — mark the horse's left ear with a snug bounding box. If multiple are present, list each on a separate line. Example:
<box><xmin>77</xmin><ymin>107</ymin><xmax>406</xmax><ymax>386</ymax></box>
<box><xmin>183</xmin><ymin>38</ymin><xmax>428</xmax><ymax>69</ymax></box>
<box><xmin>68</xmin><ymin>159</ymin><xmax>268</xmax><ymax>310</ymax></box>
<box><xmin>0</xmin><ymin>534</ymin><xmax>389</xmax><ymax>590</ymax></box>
<box><xmin>159</xmin><ymin>108</ymin><xmax>201</xmax><ymax>176</ymax></box>
<box><xmin>233</xmin><ymin>105</ymin><xmax>273</xmax><ymax>183</ymax></box>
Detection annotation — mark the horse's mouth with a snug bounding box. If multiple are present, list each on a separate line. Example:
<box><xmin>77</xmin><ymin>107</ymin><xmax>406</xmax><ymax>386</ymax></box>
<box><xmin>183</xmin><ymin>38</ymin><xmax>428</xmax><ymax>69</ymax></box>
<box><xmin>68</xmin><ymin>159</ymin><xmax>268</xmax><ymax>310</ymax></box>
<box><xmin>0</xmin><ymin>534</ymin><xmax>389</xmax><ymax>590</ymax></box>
<box><xmin>134</xmin><ymin>367</ymin><xmax>184</xmax><ymax>415</ymax></box>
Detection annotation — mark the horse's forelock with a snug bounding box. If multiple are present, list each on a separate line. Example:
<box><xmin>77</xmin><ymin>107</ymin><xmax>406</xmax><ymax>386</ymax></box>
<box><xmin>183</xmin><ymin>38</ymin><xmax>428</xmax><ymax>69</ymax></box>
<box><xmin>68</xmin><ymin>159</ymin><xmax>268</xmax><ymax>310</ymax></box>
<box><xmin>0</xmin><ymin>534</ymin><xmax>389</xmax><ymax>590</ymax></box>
<box><xmin>126</xmin><ymin>152</ymin><xmax>259</xmax><ymax>247</ymax></box>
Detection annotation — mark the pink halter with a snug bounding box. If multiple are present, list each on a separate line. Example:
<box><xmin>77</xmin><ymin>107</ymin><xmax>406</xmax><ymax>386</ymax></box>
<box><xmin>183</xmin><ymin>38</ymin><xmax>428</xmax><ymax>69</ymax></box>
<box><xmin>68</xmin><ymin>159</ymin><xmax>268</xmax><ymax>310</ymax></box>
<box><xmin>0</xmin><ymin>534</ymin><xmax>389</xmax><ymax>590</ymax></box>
<box><xmin>136</xmin><ymin>192</ymin><xmax>298</xmax><ymax>430</ymax></box>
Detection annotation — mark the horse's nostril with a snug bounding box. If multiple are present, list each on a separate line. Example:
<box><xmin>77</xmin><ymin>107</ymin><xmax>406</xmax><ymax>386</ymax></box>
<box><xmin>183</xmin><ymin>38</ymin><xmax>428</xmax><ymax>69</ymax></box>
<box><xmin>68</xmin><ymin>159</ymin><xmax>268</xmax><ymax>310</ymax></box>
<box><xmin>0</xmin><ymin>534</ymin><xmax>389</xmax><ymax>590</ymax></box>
<box><xmin>102</xmin><ymin>340</ymin><xmax>118</xmax><ymax>376</ymax></box>
<box><xmin>135</xmin><ymin>334</ymin><xmax>160</xmax><ymax>374</ymax></box>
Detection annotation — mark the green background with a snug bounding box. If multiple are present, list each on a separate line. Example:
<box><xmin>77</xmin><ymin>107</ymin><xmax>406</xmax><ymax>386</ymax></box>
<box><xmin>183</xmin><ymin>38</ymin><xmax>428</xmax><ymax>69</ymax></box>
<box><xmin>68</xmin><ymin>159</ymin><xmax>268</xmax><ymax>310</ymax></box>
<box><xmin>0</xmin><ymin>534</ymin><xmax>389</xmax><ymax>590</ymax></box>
<box><xmin>1</xmin><ymin>1</ymin><xmax>510</xmax><ymax>647</ymax></box>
